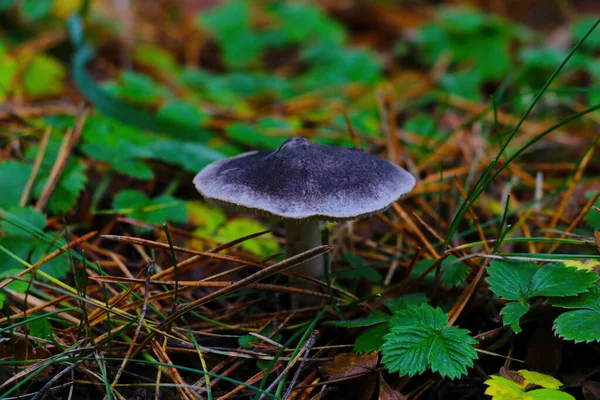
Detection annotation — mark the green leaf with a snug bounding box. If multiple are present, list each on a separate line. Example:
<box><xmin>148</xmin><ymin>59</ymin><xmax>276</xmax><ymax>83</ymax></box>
<box><xmin>23</xmin><ymin>54</ymin><xmax>66</xmax><ymax>97</ymax></box>
<box><xmin>572</xmin><ymin>16</ymin><xmax>600</xmax><ymax>52</ymax></box>
<box><xmin>0</xmin><ymin>55</ymin><xmax>18</xmax><ymax>100</ymax></box>
<box><xmin>33</xmin><ymin>159</ymin><xmax>87</xmax><ymax>214</ymax></box>
<box><xmin>215</xmin><ymin>218</ymin><xmax>278</xmax><ymax>258</ymax></box>
<box><xmin>526</xmin><ymin>389</ymin><xmax>575</xmax><ymax>400</ymax></box>
<box><xmin>0</xmin><ymin>0</ymin><xmax>18</xmax><ymax>11</ymax></box>
<box><xmin>550</xmin><ymin>285</ymin><xmax>600</xmax><ymax>310</ymax></box>
<box><xmin>410</xmin><ymin>255</ymin><xmax>468</xmax><ymax>287</ymax></box>
<box><xmin>272</xmin><ymin>2</ymin><xmax>346</xmax><ymax>45</ymax></box>
<box><xmin>384</xmin><ymin>293</ymin><xmax>429</xmax><ymax>314</ymax></box>
<box><xmin>188</xmin><ymin>202</ymin><xmax>227</xmax><ymax>236</ymax></box>
<box><xmin>21</xmin><ymin>0</ymin><xmax>52</xmax><ymax>20</ymax></box>
<box><xmin>487</xmin><ymin>260</ymin><xmax>539</xmax><ymax>301</ymax></box>
<box><xmin>327</xmin><ymin>310</ymin><xmax>390</xmax><ymax>328</ymax></box>
<box><xmin>134</xmin><ymin>44</ymin><xmax>180</xmax><ymax>77</ymax></box>
<box><xmin>487</xmin><ymin>260</ymin><xmax>598</xmax><ymax>302</ymax></box>
<box><xmin>27</xmin><ymin>317</ymin><xmax>53</xmax><ymax>343</ymax></box>
<box><xmin>381</xmin><ymin>304</ymin><xmax>477</xmax><ymax>379</ymax></box>
<box><xmin>157</xmin><ymin>101</ymin><xmax>208</xmax><ymax>128</ymax></box>
<box><xmin>553</xmin><ymin>310</ymin><xmax>600</xmax><ymax>343</ymax></box>
<box><xmin>439</xmin><ymin>71</ymin><xmax>481</xmax><ymax>100</ymax></box>
<box><xmin>238</xmin><ymin>334</ymin><xmax>255</xmax><ymax>349</ymax></box>
<box><xmin>0</xmin><ymin>161</ymin><xmax>33</xmax><ymax>209</ymax></box>
<box><xmin>113</xmin><ymin>190</ymin><xmax>188</xmax><ymax>226</ymax></box>
<box><xmin>551</xmin><ymin>286</ymin><xmax>600</xmax><ymax>343</ymax></box>
<box><xmin>354</xmin><ymin>322</ymin><xmax>388</xmax><ymax>354</ymax></box>
<box><xmin>69</xmin><ymin>38</ymin><xmax>218</xmax><ymax>141</ymax></box>
<box><xmin>112</xmin><ymin>159</ymin><xmax>154</xmax><ymax>180</ymax></box>
<box><xmin>338</xmin><ymin>253</ymin><xmax>382</xmax><ymax>282</ymax></box>
<box><xmin>528</xmin><ymin>263</ymin><xmax>598</xmax><ymax>298</ymax></box>
<box><xmin>583</xmin><ymin>191</ymin><xmax>600</xmax><ymax>230</ymax></box>
<box><xmin>500</xmin><ymin>302</ymin><xmax>530</xmax><ymax>333</ymax></box>
<box><xmin>0</xmin><ymin>207</ymin><xmax>46</xmax><ymax>237</ymax></box>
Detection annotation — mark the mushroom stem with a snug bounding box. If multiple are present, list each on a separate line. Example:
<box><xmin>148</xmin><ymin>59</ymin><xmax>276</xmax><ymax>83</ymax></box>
<box><xmin>284</xmin><ymin>219</ymin><xmax>324</xmax><ymax>307</ymax></box>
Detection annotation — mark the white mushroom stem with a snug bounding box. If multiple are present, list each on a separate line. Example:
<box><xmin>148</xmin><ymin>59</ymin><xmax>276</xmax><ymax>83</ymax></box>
<box><xmin>284</xmin><ymin>219</ymin><xmax>324</xmax><ymax>307</ymax></box>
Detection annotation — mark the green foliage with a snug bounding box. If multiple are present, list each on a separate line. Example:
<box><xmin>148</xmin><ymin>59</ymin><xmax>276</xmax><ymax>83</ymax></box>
<box><xmin>112</xmin><ymin>190</ymin><xmax>188</xmax><ymax>226</ymax></box>
<box><xmin>0</xmin><ymin>207</ymin><xmax>70</xmax><ymax>299</ymax></box>
<box><xmin>484</xmin><ymin>374</ymin><xmax>575</xmax><ymax>400</ymax></box>
<box><xmin>105</xmin><ymin>70</ymin><xmax>166</xmax><ymax>105</ymax></box>
<box><xmin>215</xmin><ymin>218</ymin><xmax>278</xmax><ymax>258</ymax></box>
<box><xmin>381</xmin><ymin>304</ymin><xmax>477</xmax><ymax>379</ymax></box>
<box><xmin>416</xmin><ymin>8</ymin><xmax>520</xmax><ymax>99</ymax></box>
<box><xmin>354</xmin><ymin>322</ymin><xmax>388</xmax><ymax>354</ymax></box>
<box><xmin>338</xmin><ymin>253</ymin><xmax>382</xmax><ymax>282</ymax></box>
<box><xmin>21</xmin><ymin>0</ymin><xmax>53</xmax><ymax>20</ymax></box>
<box><xmin>551</xmin><ymin>285</ymin><xmax>600</xmax><ymax>343</ymax></box>
<box><xmin>28</xmin><ymin>317</ymin><xmax>53</xmax><ymax>343</ymax></box>
<box><xmin>410</xmin><ymin>255</ymin><xmax>469</xmax><ymax>287</ymax></box>
<box><xmin>584</xmin><ymin>191</ymin><xmax>600</xmax><ymax>230</ymax></box>
<box><xmin>23</xmin><ymin>54</ymin><xmax>66</xmax><ymax>97</ymax></box>
<box><xmin>500</xmin><ymin>301</ymin><xmax>530</xmax><ymax>334</ymax></box>
<box><xmin>487</xmin><ymin>260</ymin><xmax>597</xmax><ymax>333</ymax></box>
<box><xmin>0</xmin><ymin>161</ymin><xmax>32</xmax><ymax>208</ymax></box>
<box><xmin>26</xmin><ymin>138</ymin><xmax>87</xmax><ymax>214</ymax></box>
<box><xmin>384</xmin><ymin>293</ymin><xmax>428</xmax><ymax>314</ymax></box>
<box><xmin>487</xmin><ymin>260</ymin><xmax>596</xmax><ymax>301</ymax></box>
<box><xmin>157</xmin><ymin>101</ymin><xmax>208</xmax><ymax>128</ymax></box>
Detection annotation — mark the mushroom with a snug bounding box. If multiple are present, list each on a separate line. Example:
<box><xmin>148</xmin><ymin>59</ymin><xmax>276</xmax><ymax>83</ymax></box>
<box><xmin>193</xmin><ymin>137</ymin><xmax>416</xmax><ymax>307</ymax></box>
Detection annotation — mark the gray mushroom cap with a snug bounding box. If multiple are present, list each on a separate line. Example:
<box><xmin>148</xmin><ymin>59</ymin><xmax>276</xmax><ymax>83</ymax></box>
<box><xmin>193</xmin><ymin>137</ymin><xmax>416</xmax><ymax>221</ymax></box>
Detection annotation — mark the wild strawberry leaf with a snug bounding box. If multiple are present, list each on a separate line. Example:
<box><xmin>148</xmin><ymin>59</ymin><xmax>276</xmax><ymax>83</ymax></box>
<box><xmin>381</xmin><ymin>304</ymin><xmax>477</xmax><ymax>379</ymax></box>
<box><xmin>500</xmin><ymin>301</ymin><xmax>530</xmax><ymax>333</ymax></box>
<box><xmin>551</xmin><ymin>286</ymin><xmax>600</xmax><ymax>343</ymax></box>
<box><xmin>487</xmin><ymin>260</ymin><xmax>597</xmax><ymax>301</ymax></box>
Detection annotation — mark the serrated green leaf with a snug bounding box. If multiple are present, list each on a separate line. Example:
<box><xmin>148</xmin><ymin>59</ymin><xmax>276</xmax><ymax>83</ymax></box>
<box><xmin>354</xmin><ymin>322</ymin><xmax>388</xmax><ymax>354</ymax></box>
<box><xmin>553</xmin><ymin>309</ymin><xmax>600</xmax><ymax>343</ymax></box>
<box><xmin>381</xmin><ymin>304</ymin><xmax>477</xmax><ymax>379</ymax></box>
<box><xmin>550</xmin><ymin>285</ymin><xmax>600</xmax><ymax>310</ymax></box>
<box><xmin>384</xmin><ymin>293</ymin><xmax>428</xmax><ymax>314</ymax></box>
<box><xmin>23</xmin><ymin>54</ymin><xmax>66</xmax><ymax>97</ymax></box>
<box><xmin>500</xmin><ymin>302</ymin><xmax>530</xmax><ymax>333</ymax></box>
<box><xmin>327</xmin><ymin>310</ymin><xmax>390</xmax><ymax>328</ymax></box>
<box><xmin>33</xmin><ymin>159</ymin><xmax>87</xmax><ymax>214</ymax></box>
<box><xmin>528</xmin><ymin>263</ymin><xmax>597</xmax><ymax>298</ymax></box>
<box><xmin>0</xmin><ymin>161</ymin><xmax>33</xmax><ymax>209</ymax></box>
<box><xmin>488</xmin><ymin>261</ymin><xmax>597</xmax><ymax>301</ymax></box>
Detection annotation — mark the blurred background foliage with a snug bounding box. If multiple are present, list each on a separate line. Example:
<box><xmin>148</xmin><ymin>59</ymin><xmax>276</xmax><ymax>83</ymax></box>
<box><xmin>1</xmin><ymin>0</ymin><xmax>600</xmax><ymax>291</ymax></box>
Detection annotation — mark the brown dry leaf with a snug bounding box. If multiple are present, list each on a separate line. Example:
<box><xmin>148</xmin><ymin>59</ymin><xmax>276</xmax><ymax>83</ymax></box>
<box><xmin>594</xmin><ymin>231</ymin><xmax>600</xmax><ymax>253</ymax></box>
<box><xmin>379</xmin><ymin>376</ymin><xmax>407</xmax><ymax>400</ymax></box>
<box><xmin>0</xmin><ymin>337</ymin><xmax>53</xmax><ymax>377</ymax></box>
<box><xmin>321</xmin><ymin>351</ymin><xmax>378</xmax><ymax>381</ymax></box>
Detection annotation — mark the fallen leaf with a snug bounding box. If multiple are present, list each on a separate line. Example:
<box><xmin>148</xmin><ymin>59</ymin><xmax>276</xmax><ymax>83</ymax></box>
<box><xmin>379</xmin><ymin>376</ymin><xmax>407</xmax><ymax>400</ymax></box>
<box><xmin>321</xmin><ymin>351</ymin><xmax>378</xmax><ymax>380</ymax></box>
